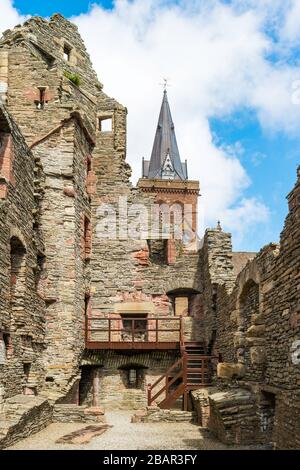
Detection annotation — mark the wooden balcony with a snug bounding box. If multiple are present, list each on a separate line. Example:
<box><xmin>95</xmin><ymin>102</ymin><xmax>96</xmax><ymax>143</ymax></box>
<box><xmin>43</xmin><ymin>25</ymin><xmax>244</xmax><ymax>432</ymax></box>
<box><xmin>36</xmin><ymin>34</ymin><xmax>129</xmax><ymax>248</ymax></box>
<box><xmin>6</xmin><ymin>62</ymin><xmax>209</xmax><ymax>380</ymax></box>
<box><xmin>85</xmin><ymin>316</ymin><xmax>182</xmax><ymax>350</ymax></box>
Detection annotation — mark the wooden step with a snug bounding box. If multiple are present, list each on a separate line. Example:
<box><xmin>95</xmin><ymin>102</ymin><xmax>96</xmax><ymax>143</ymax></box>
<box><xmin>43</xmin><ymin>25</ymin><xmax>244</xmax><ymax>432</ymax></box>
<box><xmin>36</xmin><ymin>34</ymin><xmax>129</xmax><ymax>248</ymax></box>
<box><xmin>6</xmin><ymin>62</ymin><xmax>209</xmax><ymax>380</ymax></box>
<box><xmin>148</xmin><ymin>347</ymin><xmax>213</xmax><ymax>412</ymax></box>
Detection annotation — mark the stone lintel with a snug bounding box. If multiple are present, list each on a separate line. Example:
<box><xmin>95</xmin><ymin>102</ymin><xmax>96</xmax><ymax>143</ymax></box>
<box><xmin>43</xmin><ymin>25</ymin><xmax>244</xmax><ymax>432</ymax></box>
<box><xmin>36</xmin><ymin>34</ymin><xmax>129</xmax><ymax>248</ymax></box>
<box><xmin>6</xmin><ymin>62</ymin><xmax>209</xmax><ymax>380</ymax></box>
<box><xmin>114</xmin><ymin>301</ymin><xmax>155</xmax><ymax>314</ymax></box>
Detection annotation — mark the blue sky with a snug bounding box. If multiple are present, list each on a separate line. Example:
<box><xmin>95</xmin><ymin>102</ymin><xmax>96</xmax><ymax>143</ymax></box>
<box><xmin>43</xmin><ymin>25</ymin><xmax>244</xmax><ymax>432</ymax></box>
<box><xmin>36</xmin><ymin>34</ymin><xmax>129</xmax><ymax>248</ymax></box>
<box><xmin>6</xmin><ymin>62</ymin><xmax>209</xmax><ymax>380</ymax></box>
<box><xmin>210</xmin><ymin>112</ymin><xmax>299</xmax><ymax>251</ymax></box>
<box><xmin>13</xmin><ymin>1</ymin><xmax>113</xmax><ymax>17</ymax></box>
<box><xmin>2</xmin><ymin>1</ymin><xmax>300</xmax><ymax>251</ymax></box>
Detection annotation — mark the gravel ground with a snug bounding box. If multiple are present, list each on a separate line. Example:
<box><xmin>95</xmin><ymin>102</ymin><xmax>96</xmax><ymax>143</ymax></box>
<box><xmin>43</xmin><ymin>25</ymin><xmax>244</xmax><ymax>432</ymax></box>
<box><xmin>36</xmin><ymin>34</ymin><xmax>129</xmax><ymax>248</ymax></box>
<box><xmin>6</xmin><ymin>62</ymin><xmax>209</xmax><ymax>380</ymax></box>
<box><xmin>7</xmin><ymin>411</ymin><xmax>262</xmax><ymax>450</ymax></box>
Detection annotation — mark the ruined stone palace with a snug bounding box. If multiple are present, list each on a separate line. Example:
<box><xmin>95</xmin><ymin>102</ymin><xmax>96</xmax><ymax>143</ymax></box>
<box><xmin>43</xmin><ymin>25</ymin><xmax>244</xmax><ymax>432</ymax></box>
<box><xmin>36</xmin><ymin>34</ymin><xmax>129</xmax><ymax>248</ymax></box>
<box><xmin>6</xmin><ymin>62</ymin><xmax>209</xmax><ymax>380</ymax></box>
<box><xmin>0</xmin><ymin>14</ymin><xmax>299</xmax><ymax>449</ymax></box>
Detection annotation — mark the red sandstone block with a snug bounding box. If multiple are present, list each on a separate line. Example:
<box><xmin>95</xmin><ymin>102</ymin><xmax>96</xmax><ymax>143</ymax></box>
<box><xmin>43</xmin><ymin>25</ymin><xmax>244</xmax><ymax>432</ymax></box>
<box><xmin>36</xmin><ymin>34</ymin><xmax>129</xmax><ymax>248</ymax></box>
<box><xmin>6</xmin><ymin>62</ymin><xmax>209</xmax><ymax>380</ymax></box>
<box><xmin>133</xmin><ymin>250</ymin><xmax>150</xmax><ymax>266</ymax></box>
<box><xmin>63</xmin><ymin>187</ymin><xmax>76</xmax><ymax>197</ymax></box>
<box><xmin>167</xmin><ymin>239</ymin><xmax>177</xmax><ymax>265</ymax></box>
<box><xmin>87</xmin><ymin>170</ymin><xmax>96</xmax><ymax>183</ymax></box>
<box><xmin>0</xmin><ymin>184</ymin><xmax>8</xmax><ymax>199</ymax></box>
<box><xmin>24</xmin><ymin>88</ymin><xmax>40</xmax><ymax>101</ymax></box>
<box><xmin>290</xmin><ymin>312</ymin><xmax>299</xmax><ymax>328</ymax></box>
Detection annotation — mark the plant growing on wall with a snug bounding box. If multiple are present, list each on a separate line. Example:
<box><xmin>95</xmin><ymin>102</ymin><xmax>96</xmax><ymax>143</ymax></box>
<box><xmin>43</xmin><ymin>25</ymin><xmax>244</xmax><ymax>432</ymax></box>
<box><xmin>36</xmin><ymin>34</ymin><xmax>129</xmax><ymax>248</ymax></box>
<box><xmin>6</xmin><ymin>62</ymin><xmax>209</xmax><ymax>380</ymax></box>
<box><xmin>64</xmin><ymin>71</ymin><xmax>81</xmax><ymax>86</ymax></box>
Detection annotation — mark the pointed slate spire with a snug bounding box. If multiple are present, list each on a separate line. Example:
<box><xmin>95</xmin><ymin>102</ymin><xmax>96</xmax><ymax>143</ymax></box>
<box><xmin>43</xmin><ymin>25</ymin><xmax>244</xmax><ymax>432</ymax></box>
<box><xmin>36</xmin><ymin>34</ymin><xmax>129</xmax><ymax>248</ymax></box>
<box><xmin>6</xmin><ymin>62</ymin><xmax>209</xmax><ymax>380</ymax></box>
<box><xmin>146</xmin><ymin>91</ymin><xmax>187</xmax><ymax>180</ymax></box>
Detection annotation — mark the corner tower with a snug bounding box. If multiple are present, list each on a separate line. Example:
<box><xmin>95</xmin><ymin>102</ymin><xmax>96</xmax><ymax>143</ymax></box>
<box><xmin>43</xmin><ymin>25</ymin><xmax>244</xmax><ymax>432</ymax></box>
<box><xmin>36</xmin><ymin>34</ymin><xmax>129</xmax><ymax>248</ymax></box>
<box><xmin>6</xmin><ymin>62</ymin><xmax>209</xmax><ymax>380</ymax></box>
<box><xmin>138</xmin><ymin>90</ymin><xmax>200</xmax><ymax>238</ymax></box>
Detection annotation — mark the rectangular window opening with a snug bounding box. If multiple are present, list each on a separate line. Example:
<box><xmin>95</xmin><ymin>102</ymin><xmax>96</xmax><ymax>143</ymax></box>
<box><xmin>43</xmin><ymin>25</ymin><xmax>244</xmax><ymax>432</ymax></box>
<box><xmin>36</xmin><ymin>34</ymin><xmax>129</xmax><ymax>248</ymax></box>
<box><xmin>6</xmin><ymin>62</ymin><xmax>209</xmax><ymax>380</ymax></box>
<box><xmin>99</xmin><ymin>117</ymin><xmax>113</xmax><ymax>132</ymax></box>
<box><xmin>63</xmin><ymin>45</ymin><xmax>71</xmax><ymax>62</ymax></box>
<box><xmin>121</xmin><ymin>314</ymin><xmax>148</xmax><ymax>342</ymax></box>
<box><xmin>36</xmin><ymin>87</ymin><xmax>47</xmax><ymax>110</ymax></box>
<box><xmin>23</xmin><ymin>362</ymin><xmax>31</xmax><ymax>379</ymax></box>
<box><xmin>175</xmin><ymin>296</ymin><xmax>189</xmax><ymax>316</ymax></box>
<box><xmin>128</xmin><ymin>369</ymin><xmax>137</xmax><ymax>387</ymax></box>
<box><xmin>87</xmin><ymin>154</ymin><xmax>92</xmax><ymax>173</ymax></box>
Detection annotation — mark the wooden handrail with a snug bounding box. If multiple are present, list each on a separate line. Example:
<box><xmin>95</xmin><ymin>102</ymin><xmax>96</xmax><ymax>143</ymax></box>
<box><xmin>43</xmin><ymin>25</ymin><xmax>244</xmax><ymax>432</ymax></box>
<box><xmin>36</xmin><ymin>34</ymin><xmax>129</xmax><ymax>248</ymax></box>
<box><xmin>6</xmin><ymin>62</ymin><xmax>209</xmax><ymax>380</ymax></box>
<box><xmin>149</xmin><ymin>357</ymin><xmax>183</xmax><ymax>391</ymax></box>
<box><xmin>86</xmin><ymin>316</ymin><xmax>183</xmax><ymax>346</ymax></box>
<box><xmin>147</xmin><ymin>351</ymin><xmax>217</xmax><ymax>407</ymax></box>
<box><xmin>150</xmin><ymin>369</ymin><xmax>184</xmax><ymax>404</ymax></box>
<box><xmin>165</xmin><ymin>369</ymin><xmax>183</xmax><ymax>391</ymax></box>
<box><xmin>148</xmin><ymin>358</ymin><xmax>184</xmax><ymax>406</ymax></box>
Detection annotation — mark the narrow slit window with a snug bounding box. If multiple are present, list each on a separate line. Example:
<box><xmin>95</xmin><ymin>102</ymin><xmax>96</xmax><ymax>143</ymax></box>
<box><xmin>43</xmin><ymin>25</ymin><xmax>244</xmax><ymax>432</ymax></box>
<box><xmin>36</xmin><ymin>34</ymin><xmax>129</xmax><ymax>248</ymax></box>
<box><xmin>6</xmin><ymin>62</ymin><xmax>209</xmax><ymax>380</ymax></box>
<box><xmin>87</xmin><ymin>154</ymin><xmax>92</xmax><ymax>174</ymax></box>
<box><xmin>84</xmin><ymin>216</ymin><xmax>92</xmax><ymax>261</ymax></box>
<box><xmin>36</xmin><ymin>87</ymin><xmax>47</xmax><ymax>109</ymax></box>
<box><xmin>23</xmin><ymin>363</ymin><xmax>31</xmax><ymax>380</ymax></box>
<box><xmin>128</xmin><ymin>369</ymin><xmax>137</xmax><ymax>387</ymax></box>
<box><xmin>64</xmin><ymin>45</ymin><xmax>71</xmax><ymax>62</ymax></box>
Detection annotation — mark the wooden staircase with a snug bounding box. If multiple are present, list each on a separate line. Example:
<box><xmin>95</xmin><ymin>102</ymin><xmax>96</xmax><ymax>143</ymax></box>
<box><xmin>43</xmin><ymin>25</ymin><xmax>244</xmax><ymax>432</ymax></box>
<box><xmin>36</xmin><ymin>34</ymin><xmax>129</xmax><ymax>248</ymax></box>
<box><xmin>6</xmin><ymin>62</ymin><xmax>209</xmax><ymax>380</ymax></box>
<box><xmin>147</xmin><ymin>341</ymin><xmax>215</xmax><ymax>411</ymax></box>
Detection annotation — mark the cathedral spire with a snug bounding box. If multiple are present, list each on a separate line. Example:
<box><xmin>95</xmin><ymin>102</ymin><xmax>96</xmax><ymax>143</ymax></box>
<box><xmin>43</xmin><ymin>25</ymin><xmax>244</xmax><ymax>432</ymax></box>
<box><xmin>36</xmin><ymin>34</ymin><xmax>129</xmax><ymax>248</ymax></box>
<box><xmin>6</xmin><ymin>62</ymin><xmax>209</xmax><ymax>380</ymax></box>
<box><xmin>142</xmin><ymin>91</ymin><xmax>188</xmax><ymax>180</ymax></box>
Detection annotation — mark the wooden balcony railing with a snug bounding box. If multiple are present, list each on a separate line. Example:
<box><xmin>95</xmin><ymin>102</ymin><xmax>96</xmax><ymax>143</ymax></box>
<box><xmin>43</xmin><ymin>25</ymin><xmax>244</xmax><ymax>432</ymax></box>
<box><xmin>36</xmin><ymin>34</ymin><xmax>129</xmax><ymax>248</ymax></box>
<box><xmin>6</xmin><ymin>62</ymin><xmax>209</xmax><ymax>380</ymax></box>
<box><xmin>85</xmin><ymin>316</ymin><xmax>183</xmax><ymax>350</ymax></box>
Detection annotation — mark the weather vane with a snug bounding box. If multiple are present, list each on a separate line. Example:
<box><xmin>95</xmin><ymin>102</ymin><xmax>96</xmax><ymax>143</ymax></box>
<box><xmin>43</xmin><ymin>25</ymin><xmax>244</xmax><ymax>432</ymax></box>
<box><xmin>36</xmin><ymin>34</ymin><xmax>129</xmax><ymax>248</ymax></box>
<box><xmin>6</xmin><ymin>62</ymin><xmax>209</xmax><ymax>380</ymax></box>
<box><xmin>160</xmin><ymin>78</ymin><xmax>171</xmax><ymax>91</ymax></box>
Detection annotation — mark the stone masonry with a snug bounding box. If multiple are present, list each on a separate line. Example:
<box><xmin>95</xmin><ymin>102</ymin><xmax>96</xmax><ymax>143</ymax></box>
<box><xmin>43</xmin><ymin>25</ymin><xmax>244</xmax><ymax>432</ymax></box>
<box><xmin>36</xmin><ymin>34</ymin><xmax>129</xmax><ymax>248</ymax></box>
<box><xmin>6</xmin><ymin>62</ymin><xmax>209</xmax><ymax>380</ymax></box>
<box><xmin>0</xmin><ymin>14</ymin><xmax>299</xmax><ymax>450</ymax></box>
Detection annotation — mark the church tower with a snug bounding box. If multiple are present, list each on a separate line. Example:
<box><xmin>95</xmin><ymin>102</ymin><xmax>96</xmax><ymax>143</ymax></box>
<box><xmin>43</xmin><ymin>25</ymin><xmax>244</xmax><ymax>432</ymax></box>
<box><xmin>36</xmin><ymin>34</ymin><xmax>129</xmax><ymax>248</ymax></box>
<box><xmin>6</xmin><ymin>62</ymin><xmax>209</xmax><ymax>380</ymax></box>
<box><xmin>138</xmin><ymin>90</ymin><xmax>200</xmax><ymax>255</ymax></box>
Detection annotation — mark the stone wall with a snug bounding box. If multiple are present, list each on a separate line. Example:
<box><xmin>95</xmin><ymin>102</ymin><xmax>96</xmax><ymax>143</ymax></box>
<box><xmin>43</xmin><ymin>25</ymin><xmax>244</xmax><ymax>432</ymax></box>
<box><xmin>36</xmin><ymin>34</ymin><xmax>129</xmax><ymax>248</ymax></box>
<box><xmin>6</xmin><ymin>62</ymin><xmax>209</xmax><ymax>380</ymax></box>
<box><xmin>0</xmin><ymin>14</ymin><xmax>100</xmax><ymax>402</ymax></box>
<box><xmin>132</xmin><ymin>406</ymin><xmax>195</xmax><ymax>423</ymax></box>
<box><xmin>1</xmin><ymin>15</ymin><xmax>205</xmax><ymax>413</ymax></box>
<box><xmin>209</xmin><ymin>167</ymin><xmax>300</xmax><ymax>449</ymax></box>
<box><xmin>207</xmin><ymin>388</ymin><xmax>261</xmax><ymax>446</ymax></box>
<box><xmin>0</xmin><ymin>395</ymin><xmax>52</xmax><ymax>449</ymax></box>
<box><xmin>90</xmin><ymin>104</ymin><xmax>202</xmax><ymax>326</ymax></box>
<box><xmin>197</xmin><ymin>228</ymin><xmax>237</xmax><ymax>351</ymax></box>
<box><xmin>0</xmin><ymin>17</ymin><xmax>203</xmax><ymax>429</ymax></box>
<box><xmin>0</xmin><ymin>104</ymin><xmax>46</xmax><ymax>400</ymax></box>
<box><xmin>191</xmin><ymin>389</ymin><xmax>211</xmax><ymax>427</ymax></box>
<box><xmin>33</xmin><ymin>119</ymin><xmax>92</xmax><ymax>399</ymax></box>
<box><xmin>1</xmin><ymin>13</ymin><xmax>299</xmax><ymax>452</ymax></box>
<box><xmin>1</xmin><ymin>14</ymin><xmax>99</xmax><ymax>144</ymax></box>
<box><xmin>80</xmin><ymin>350</ymin><xmax>179</xmax><ymax>410</ymax></box>
<box><xmin>53</xmin><ymin>404</ymin><xmax>105</xmax><ymax>423</ymax></box>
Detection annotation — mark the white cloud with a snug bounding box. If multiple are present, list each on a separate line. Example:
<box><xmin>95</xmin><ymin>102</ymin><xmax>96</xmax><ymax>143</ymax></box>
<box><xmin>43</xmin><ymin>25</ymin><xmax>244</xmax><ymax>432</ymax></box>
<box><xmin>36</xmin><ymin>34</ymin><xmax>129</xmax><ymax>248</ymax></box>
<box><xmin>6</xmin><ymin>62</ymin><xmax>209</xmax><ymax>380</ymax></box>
<box><xmin>222</xmin><ymin>197</ymin><xmax>270</xmax><ymax>245</ymax></box>
<box><xmin>0</xmin><ymin>0</ymin><xmax>26</xmax><ymax>33</ymax></box>
<box><xmin>75</xmin><ymin>0</ymin><xmax>300</xmax><ymax>245</ymax></box>
<box><xmin>281</xmin><ymin>0</ymin><xmax>300</xmax><ymax>42</ymax></box>
<box><xmin>2</xmin><ymin>0</ymin><xmax>300</xmax><ymax>248</ymax></box>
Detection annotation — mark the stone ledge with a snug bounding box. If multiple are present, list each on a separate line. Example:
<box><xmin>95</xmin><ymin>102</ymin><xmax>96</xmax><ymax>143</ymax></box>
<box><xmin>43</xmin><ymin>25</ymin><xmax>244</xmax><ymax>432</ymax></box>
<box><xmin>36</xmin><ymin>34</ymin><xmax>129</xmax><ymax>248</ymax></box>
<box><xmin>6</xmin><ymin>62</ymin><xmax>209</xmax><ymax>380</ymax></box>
<box><xmin>131</xmin><ymin>406</ymin><xmax>196</xmax><ymax>423</ymax></box>
<box><xmin>0</xmin><ymin>395</ymin><xmax>52</xmax><ymax>449</ymax></box>
<box><xmin>208</xmin><ymin>388</ymin><xmax>261</xmax><ymax>445</ymax></box>
<box><xmin>53</xmin><ymin>404</ymin><xmax>106</xmax><ymax>423</ymax></box>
